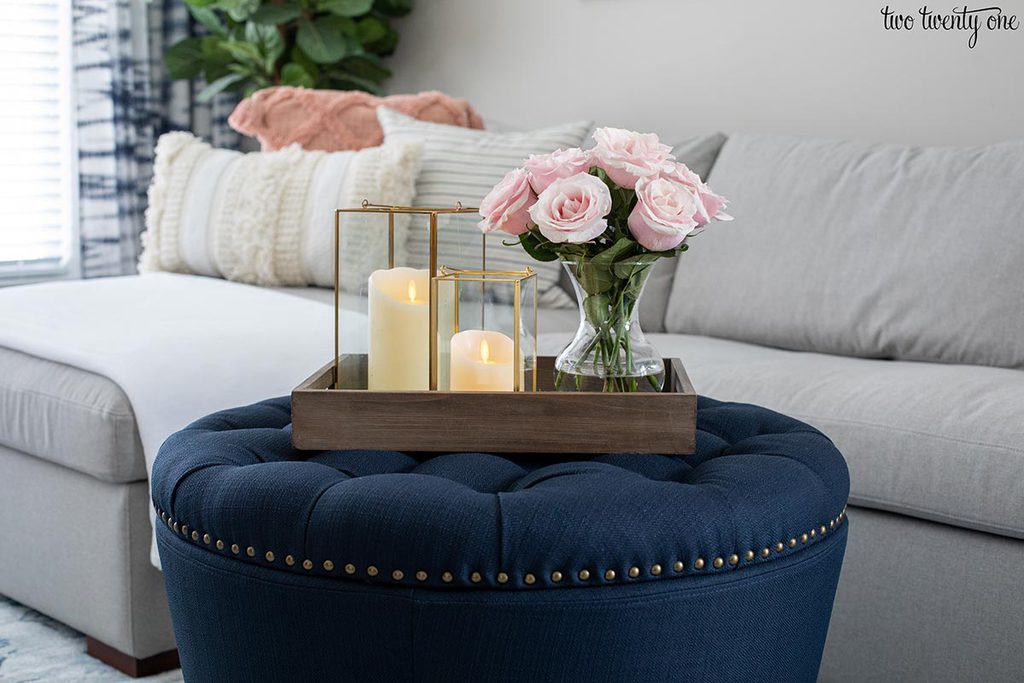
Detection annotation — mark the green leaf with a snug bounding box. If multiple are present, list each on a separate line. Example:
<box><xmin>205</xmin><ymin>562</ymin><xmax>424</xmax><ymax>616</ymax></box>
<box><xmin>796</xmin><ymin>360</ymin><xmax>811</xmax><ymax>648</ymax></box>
<box><xmin>199</xmin><ymin>35</ymin><xmax>234</xmax><ymax>80</ymax></box>
<box><xmin>322</xmin><ymin>0</ymin><xmax>373</xmax><ymax>17</ymax></box>
<box><xmin>340</xmin><ymin>54</ymin><xmax>392</xmax><ymax>82</ymax></box>
<box><xmin>327</xmin><ymin>73</ymin><xmax>381</xmax><ymax>94</ymax></box>
<box><xmin>365</xmin><ymin>26</ymin><xmax>398</xmax><ymax>56</ymax></box>
<box><xmin>220</xmin><ymin>39</ymin><xmax>264</xmax><ymax>67</ymax></box>
<box><xmin>579</xmin><ymin>238</ymin><xmax>635</xmax><ymax>295</ymax></box>
<box><xmin>289</xmin><ymin>45</ymin><xmax>322</xmax><ymax>80</ymax></box>
<box><xmin>356</xmin><ymin>16</ymin><xmax>388</xmax><ymax>45</ymax></box>
<box><xmin>244</xmin><ymin>21</ymin><xmax>285</xmax><ymax>70</ymax></box>
<box><xmin>375</xmin><ymin>0</ymin><xmax>413</xmax><ymax>17</ymax></box>
<box><xmin>187</xmin><ymin>5</ymin><xmax>227</xmax><ymax>35</ymax></box>
<box><xmin>280</xmin><ymin>62</ymin><xmax>315</xmax><ymax>87</ymax></box>
<box><xmin>184</xmin><ymin>0</ymin><xmax>220</xmax><ymax>7</ymax></box>
<box><xmin>165</xmin><ymin>37</ymin><xmax>206</xmax><ymax>80</ymax></box>
<box><xmin>518</xmin><ymin>232</ymin><xmax>559</xmax><ymax>262</ymax></box>
<box><xmin>197</xmin><ymin>72</ymin><xmax>247</xmax><ymax>102</ymax></box>
<box><xmin>583</xmin><ymin>294</ymin><xmax>611</xmax><ymax>328</ymax></box>
<box><xmin>612</xmin><ymin>251</ymin><xmax>659</xmax><ymax>279</ymax></box>
<box><xmin>219</xmin><ymin>0</ymin><xmax>260</xmax><ymax>21</ymax></box>
<box><xmin>251</xmin><ymin>3</ymin><xmax>302</xmax><ymax>24</ymax></box>
<box><xmin>296</xmin><ymin>16</ymin><xmax>350</xmax><ymax>63</ymax></box>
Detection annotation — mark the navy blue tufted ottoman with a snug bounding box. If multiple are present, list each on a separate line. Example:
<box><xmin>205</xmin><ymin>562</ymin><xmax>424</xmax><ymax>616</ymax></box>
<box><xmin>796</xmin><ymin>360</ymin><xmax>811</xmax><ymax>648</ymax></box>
<box><xmin>153</xmin><ymin>396</ymin><xmax>849</xmax><ymax>683</ymax></box>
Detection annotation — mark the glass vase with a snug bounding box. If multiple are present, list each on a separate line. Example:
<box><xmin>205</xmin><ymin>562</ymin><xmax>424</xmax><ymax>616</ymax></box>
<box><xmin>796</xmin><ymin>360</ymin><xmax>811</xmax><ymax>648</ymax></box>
<box><xmin>555</xmin><ymin>257</ymin><xmax>665</xmax><ymax>392</ymax></box>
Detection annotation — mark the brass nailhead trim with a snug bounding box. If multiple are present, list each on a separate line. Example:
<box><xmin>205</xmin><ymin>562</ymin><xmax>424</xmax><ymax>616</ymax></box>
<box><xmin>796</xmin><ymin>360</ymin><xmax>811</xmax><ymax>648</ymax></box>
<box><xmin>788</xmin><ymin>538</ymin><xmax>797</xmax><ymax>548</ymax></box>
<box><xmin>496</xmin><ymin>572</ymin><xmax>509</xmax><ymax>584</ymax></box>
<box><xmin>470</xmin><ymin>572</ymin><xmax>482</xmax><ymax>583</ymax></box>
<box><xmin>231</xmin><ymin>544</ymin><xmax>240</xmax><ymax>555</ymax></box>
<box><xmin>191</xmin><ymin>531</ymin><xmax>199</xmax><ymax>541</ymax></box>
<box><xmin>203</xmin><ymin>533</ymin><xmax>212</xmax><ymax>545</ymax></box>
<box><xmin>172</xmin><ymin>522</ymin><xmax>179</xmax><ymax>533</ymax></box>
<box><xmin>265</xmin><ymin>551</ymin><xmax>275</xmax><ymax>562</ymax></box>
<box><xmin>551</xmin><ymin>571</ymin><xmax>563</xmax><ymax>582</ymax></box>
<box><xmin>344</xmin><ymin>564</ymin><xmax>356</xmax><ymax>575</ymax></box>
<box><xmin>246</xmin><ymin>546</ymin><xmax>256</xmax><ymax>557</ymax></box>
<box><xmin>830</xmin><ymin>520</ymin><xmax>835</xmax><ymax>529</ymax></box>
<box><xmin>392</xmin><ymin>570</ymin><xmax>404</xmax><ymax>581</ymax></box>
<box><xmin>810</xmin><ymin>529</ymin><xmax>816</xmax><ymax>538</ymax></box>
<box><xmin>694</xmin><ymin>558</ymin><xmax>705</xmax><ymax>570</ymax></box>
<box><xmin>629</xmin><ymin>566</ymin><xmax>642</xmax><ymax>578</ymax></box>
<box><xmin>650</xmin><ymin>564</ymin><xmax>662</xmax><ymax>576</ymax></box>
<box><xmin>302</xmin><ymin>560</ymin><xmax>313</xmax><ymax>570</ymax></box>
<box><xmin>672</xmin><ymin>561</ymin><xmax>684</xmax><ymax>573</ymax></box>
<box><xmin>801</xmin><ymin>533</ymin><xmax>809</xmax><ymax>544</ymax></box>
<box><xmin>821</xmin><ymin>525</ymin><xmax>827</xmax><ymax>534</ymax></box>
<box><xmin>216</xmin><ymin>540</ymin><xmax>224</xmax><ymax>551</ymax></box>
<box><xmin>285</xmin><ymin>555</ymin><xmax>295</xmax><ymax>566</ymax></box>
<box><xmin>323</xmin><ymin>560</ymin><xmax>334</xmax><ymax>571</ymax></box>
<box><xmin>761</xmin><ymin>547</ymin><xmax>770</xmax><ymax>558</ymax></box>
<box><xmin>713</xmin><ymin>557</ymin><xmax>724</xmax><ymax>569</ymax></box>
<box><xmin>524</xmin><ymin>573</ymin><xmax>536</xmax><ymax>585</ymax></box>
<box><xmin>442</xmin><ymin>572</ymin><xmax>454</xmax><ymax>583</ymax></box>
<box><xmin>367</xmin><ymin>565</ymin><xmax>378</xmax><ymax>577</ymax></box>
<box><xmin>416</xmin><ymin>570</ymin><xmax>428</xmax><ymax>582</ymax></box>
<box><xmin>775</xmin><ymin>542</ymin><xmax>784</xmax><ymax>553</ymax></box>
<box><xmin>578</xmin><ymin>569</ymin><xmax>591</xmax><ymax>581</ymax></box>
<box><xmin>744</xmin><ymin>550</ymin><xmax>755</xmax><ymax>562</ymax></box>
<box><xmin>604</xmin><ymin>569</ymin><xmax>616</xmax><ymax>581</ymax></box>
<box><xmin>181</xmin><ymin>525</ymin><xmax>188</xmax><ymax>536</ymax></box>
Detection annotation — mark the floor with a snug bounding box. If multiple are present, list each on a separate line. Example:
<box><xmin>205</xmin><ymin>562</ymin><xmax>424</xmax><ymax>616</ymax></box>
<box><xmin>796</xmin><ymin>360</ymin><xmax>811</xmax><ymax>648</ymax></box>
<box><xmin>0</xmin><ymin>594</ymin><xmax>183</xmax><ymax>682</ymax></box>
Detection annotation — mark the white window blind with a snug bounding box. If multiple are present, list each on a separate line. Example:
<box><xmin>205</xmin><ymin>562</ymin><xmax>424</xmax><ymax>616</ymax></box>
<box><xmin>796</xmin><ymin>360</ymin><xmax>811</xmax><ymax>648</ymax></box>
<box><xmin>0</xmin><ymin>0</ymin><xmax>77</xmax><ymax>279</ymax></box>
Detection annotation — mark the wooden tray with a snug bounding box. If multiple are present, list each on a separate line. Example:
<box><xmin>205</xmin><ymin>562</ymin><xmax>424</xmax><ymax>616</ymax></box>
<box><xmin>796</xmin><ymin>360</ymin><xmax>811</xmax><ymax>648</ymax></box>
<box><xmin>292</xmin><ymin>355</ymin><xmax>696</xmax><ymax>454</ymax></box>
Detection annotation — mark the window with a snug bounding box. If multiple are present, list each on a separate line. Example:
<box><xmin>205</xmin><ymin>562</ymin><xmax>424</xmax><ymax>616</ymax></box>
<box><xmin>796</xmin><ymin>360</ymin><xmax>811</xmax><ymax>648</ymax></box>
<box><xmin>0</xmin><ymin>0</ymin><xmax>78</xmax><ymax>281</ymax></box>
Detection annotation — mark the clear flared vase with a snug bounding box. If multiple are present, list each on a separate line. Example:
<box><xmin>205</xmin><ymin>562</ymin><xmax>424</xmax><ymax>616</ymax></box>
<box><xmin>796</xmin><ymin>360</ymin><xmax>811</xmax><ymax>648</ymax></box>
<box><xmin>555</xmin><ymin>257</ymin><xmax>665</xmax><ymax>392</ymax></box>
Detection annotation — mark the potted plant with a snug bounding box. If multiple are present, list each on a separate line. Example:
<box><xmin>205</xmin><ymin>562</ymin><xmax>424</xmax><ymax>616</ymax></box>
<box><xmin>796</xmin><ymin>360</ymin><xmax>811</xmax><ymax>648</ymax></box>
<box><xmin>165</xmin><ymin>0</ymin><xmax>412</xmax><ymax>101</ymax></box>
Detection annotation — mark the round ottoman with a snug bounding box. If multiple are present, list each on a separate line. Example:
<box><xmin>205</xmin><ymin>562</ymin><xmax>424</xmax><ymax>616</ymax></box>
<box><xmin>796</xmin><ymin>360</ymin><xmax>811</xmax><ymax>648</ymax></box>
<box><xmin>153</xmin><ymin>396</ymin><xmax>849</xmax><ymax>683</ymax></box>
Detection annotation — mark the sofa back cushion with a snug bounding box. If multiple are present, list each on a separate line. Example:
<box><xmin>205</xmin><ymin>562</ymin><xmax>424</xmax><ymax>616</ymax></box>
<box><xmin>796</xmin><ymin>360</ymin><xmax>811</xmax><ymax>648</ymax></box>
<box><xmin>639</xmin><ymin>133</ymin><xmax>727</xmax><ymax>332</ymax></box>
<box><xmin>665</xmin><ymin>134</ymin><xmax>1024</xmax><ymax>368</ymax></box>
<box><xmin>229</xmin><ymin>88</ymin><xmax>484</xmax><ymax>152</ymax></box>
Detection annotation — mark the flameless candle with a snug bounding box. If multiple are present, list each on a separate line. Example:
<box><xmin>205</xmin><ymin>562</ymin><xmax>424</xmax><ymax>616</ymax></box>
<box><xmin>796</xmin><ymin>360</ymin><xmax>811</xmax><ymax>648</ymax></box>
<box><xmin>450</xmin><ymin>329</ymin><xmax>519</xmax><ymax>392</ymax></box>
<box><xmin>368</xmin><ymin>267</ymin><xmax>429</xmax><ymax>390</ymax></box>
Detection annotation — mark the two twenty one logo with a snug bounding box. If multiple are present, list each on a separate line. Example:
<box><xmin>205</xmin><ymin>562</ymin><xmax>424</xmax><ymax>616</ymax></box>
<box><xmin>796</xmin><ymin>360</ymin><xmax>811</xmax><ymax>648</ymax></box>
<box><xmin>880</xmin><ymin>5</ymin><xmax>1021</xmax><ymax>47</ymax></box>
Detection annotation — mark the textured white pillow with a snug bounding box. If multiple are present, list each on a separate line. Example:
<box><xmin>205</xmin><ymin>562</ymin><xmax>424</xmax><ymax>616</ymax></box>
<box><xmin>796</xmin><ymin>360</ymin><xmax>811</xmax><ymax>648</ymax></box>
<box><xmin>378</xmin><ymin>108</ymin><xmax>593</xmax><ymax>308</ymax></box>
<box><xmin>140</xmin><ymin>131</ymin><xmax>422</xmax><ymax>290</ymax></box>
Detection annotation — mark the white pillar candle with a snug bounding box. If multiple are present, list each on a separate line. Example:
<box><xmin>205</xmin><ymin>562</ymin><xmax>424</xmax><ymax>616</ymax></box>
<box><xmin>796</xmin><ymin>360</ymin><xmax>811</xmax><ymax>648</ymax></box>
<box><xmin>368</xmin><ymin>267</ymin><xmax>429</xmax><ymax>390</ymax></box>
<box><xmin>450</xmin><ymin>329</ymin><xmax>518</xmax><ymax>392</ymax></box>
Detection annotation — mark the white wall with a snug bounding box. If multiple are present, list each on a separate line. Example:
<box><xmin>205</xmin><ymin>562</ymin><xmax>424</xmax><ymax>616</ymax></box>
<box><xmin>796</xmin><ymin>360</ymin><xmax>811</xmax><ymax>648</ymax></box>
<box><xmin>388</xmin><ymin>0</ymin><xmax>1024</xmax><ymax>146</ymax></box>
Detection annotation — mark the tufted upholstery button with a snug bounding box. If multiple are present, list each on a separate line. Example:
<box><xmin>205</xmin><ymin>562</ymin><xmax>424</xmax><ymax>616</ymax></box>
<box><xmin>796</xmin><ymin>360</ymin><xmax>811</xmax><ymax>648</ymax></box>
<box><xmin>152</xmin><ymin>396</ymin><xmax>849</xmax><ymax>591</ymax></box>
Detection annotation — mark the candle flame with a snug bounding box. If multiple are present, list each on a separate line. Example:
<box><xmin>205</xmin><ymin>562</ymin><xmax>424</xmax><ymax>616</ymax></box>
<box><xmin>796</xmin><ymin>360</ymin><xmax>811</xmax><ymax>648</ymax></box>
<box><xmin>480</xmin><ymin>338</ymin><xmax>491</xmax><ymax>364</ymax></box>
<box><xmin>407</xmin><ymin>280</ymin><xmax>417</xmax><ymax>303</ymax></box>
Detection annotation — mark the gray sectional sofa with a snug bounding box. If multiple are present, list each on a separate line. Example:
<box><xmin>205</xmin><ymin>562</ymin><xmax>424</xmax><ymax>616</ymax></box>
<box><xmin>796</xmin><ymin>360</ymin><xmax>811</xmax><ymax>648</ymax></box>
<box><xmin>1</xmin><ymin>131</ymin><xmax>1022</xmax><ymax>681</ymax></box>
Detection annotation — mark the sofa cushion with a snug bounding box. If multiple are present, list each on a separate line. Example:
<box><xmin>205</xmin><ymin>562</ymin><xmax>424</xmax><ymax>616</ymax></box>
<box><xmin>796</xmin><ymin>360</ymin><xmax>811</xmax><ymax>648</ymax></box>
<box><xmin>647</xmin><ymin>333</ymin><xmax>1024</xmax><ymax>540</ymax></box>
<box><xmin>639</xmin><ymin>133</ymin><xmax>728</xmax><ymax>333</ymax></box>
<box><xmin>0</xmin><ymin>347</ymin><xmax>145</xmax><ymax>483</ymax></box>
<box><xmin>665</xmin><ymin>134</ymin><xmax>1024</xmax><ymax>369</ymax></box>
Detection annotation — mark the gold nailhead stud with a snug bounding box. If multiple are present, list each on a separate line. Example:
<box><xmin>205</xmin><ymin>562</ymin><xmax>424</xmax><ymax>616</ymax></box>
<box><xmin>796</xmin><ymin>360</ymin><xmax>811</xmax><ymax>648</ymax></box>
<box><xmin>729</xmin><ymin>554</ymin><xmax>740</xmax><ymax>566</ymax></box>
<box><xmin>285</xmin><ymin>555</ymin><xmax>295</xmax><ymax>566</ymax></box>
<box><xmin>578</xmin><ymin>569</ymin><xmax>591</xmax><ymax>580</ymax></box>
<box><xmin>830</xmin><ymin>520</ymin><xmax>835</xmax><ymax>529</ymax></box>
<box><xmin>246</xmin><ymin>546</ymin><xmax>256</xmax><ymax>557</ymax></box>
<box><xmin>392</xmin><ymin>570</ymin><xmax>404</xmax><ymax>581</ymax></box>
<box><xmin>191</xmin><ymin>531</ymin><xmax>199</xmax><ymax>541</ymax></box>
<box><xmin>470</xmin><ymin>572</ymin><xmax>482</xmax><ymax>583</ymax></box>
<box><xmin>167</xmin><ymin>518</ymin><xmax>173</xmax><ymax>529</ymax></box>
<box><xmin>265</xmin><ymin>551</ymin><xmax>275</xmax><ymax>562</ymax></box>
<box><xmin>604</xmin><ymin>569</ymin><xmax>616</xmax><ymax>581</ymax></box>
<box><xmin>744</xmin><ymin>550</ymin><xmax>755</xmax><ymax>562</ymax></box>
<box><xmin>788</xmin><ymin>538</ymin><xmax>797</xmax><ymax>548</ymax></box>
<box><xmin>302</xmin><ymin>560</ymin><xmax>313</xmax><ymax>570</ymax></box>
<box><xmin>323</xmin><ymin>560</ymin><xmax>334</xmax><ymax>571</ymax></box>
<box><xmin>775</xmin><ymin>542</ymin><xmax>784</xmax><ymax>552</ymax></box>
<box><xmin>367</xmin><ymin>565</ymin><xmax>378</xmax><ymax>577</ymax></box>
<box><xmin>551</xmin><ymin>571</ymin><xmax>563</xmax><ymax>582</ymax></box>
<box><xmin>673</xmin><ymin>561</ymin><xmax>684</xmax><ymax>573</ymax></box>
<box><xmin>181</xmin><ymin>525</ymin><xmax>188</xmax><ymax>536</ymax></box>
<box><xmin>713</xmin><ymin>557</ymin><xmax>724</xmax><ymax>569</ymax></box>
<box><xmin>203</xmin><ymin>534</ymin><xmax>211</xmax><ymax>545</ymax></box>
<box><xmin>810</xmin><ymin>529</ymin><xmax>816</xmax><ymax>538</ymax></box>
<box><xmin>630</xmin><ymin>566</ymin><xmax>642</xmax><ymax>578</ymax></box>
<box><xmin>216</xmin><ymin>540</ymin><xmax>224</xmax><ymax>551</ymax></box>
<box><xmin>821</xmin><ymin>525</ymin><xmax>827</xmax><ymax>534</ymax></box>
<box><xmin>231</xmin><ymin>544</ymin><xmax>240</xmax><ymax>555</ymax></box>
<box><xmin>524</xmin><ymin>573</ymin><xmax>536</xmax><ymax>585</ymax></box>
<box><xmin>344</xmin><ymin>563</ymin><xmax>356</xmax><ymax>575</ymax></box>
<box><xmin>172</xmin><ymin>522</ymin><xmax>179</xmax><ymax>533</ymax></box>
<box><xmin>442</xmin><ymin>572</ymin><xmax>454</xmax><ymax>583</ymax></box>
<box><xmin>651</xmin><ymin>564</ymin><xmax>662</xmax><ymax>576</ymax></box>
<box><xmin>694</xmin><ymin>558</ymin><xmax>705</xmax><ymax>570</ymax></box>
<box><xmin>416</xmin><ymin>570</ymin><xmax>428</xmax><ymax>582</ymax></box>
<box><xmin>761</xmin><ymin>547</ymin><xmax>770</xmax><ymax>558</ymax></box>
<box><xmin>497</xmin><ymin>572</ymin><xmax>509</xmax><ymax>584</ymax></box>
<box><xmin>801</xmin><ymin>533</ymin><xmax>809</xmax><ymax>544</ymax></box>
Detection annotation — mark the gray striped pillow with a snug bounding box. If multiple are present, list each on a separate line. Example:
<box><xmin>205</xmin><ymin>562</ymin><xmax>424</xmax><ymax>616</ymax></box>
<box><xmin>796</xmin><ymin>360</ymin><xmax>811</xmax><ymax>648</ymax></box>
<box><xmin>378</xmin><ymin>107</ymin><xmax>592</xmax><ymax>308</ymax></box>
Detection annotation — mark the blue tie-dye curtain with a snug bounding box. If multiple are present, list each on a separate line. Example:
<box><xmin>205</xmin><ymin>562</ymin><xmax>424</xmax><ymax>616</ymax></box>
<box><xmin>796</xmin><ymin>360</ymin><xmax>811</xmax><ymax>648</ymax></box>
<box><xmin>73</xmin><ymin>0</ymin><xmax>241</xmax><ymax>278</ymax></box>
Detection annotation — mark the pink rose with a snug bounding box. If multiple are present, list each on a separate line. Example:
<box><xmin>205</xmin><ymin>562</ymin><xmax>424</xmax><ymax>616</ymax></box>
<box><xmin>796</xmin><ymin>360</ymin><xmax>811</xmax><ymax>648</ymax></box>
<box><xmin>477</xmin><ymin>168</ymin><xmax>536</xmax><ymax>236</ymax></box>
<box><xmin>627</xmin><ymin>176</ymin><xmax>702</xmax><ymax>251</ymax></box>
<box><xmin>660</xmin><ymin>162</ymin><xmax>732</xmax><ymax>226</ymax></box>
<box><xmin>592</xmin><ymin>127</ymin><xmax>675</xmax><ymax>189</ymax></box>
<box><xmin>528</xmin><ymin>173</ymin><xmax>612</xmax><ymax>244</ymax></box>
<box><xmin>523</xmin><ymin>147</ymin><xmax>592</xmax><ymax>194</ymax></box>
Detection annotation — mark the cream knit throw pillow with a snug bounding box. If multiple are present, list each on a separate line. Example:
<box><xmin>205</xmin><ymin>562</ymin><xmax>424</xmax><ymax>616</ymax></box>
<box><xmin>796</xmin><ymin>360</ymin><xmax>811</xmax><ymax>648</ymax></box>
<box><xmin>140</xmin><ymin>132</ymin><xmax>422</xmax><ymax>290</ymax></box>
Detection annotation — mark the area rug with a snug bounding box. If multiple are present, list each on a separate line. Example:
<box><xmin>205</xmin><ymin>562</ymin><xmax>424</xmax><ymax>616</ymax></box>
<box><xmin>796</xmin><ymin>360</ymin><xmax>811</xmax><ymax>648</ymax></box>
<box><xmin>0</xmin><ymin>594</ymin><xmax>183</xmax><ymax>682</ymax></box>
